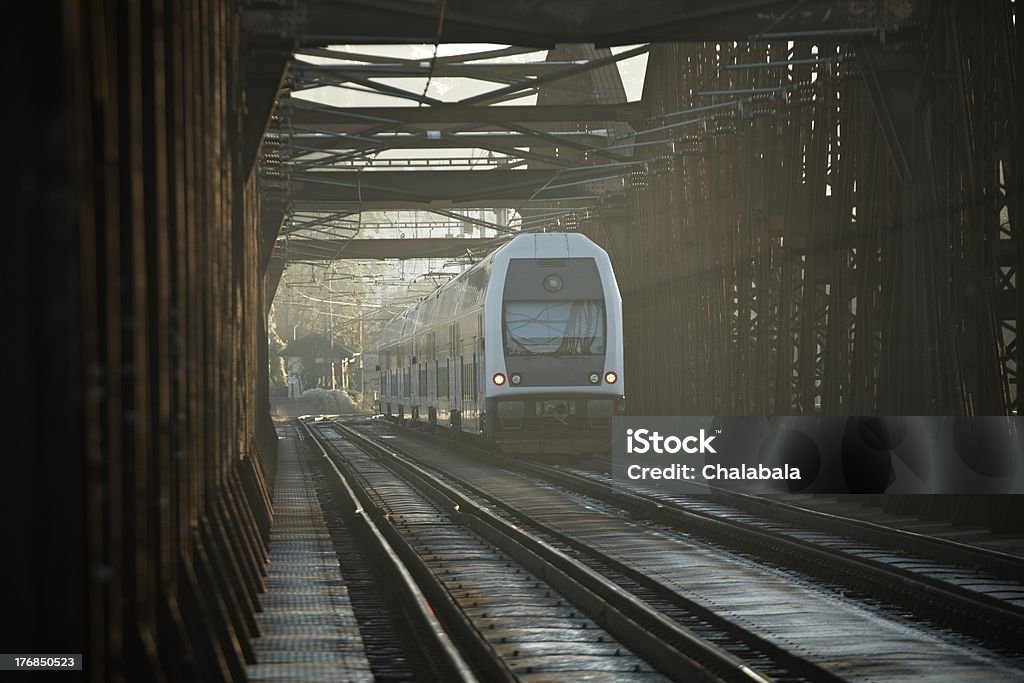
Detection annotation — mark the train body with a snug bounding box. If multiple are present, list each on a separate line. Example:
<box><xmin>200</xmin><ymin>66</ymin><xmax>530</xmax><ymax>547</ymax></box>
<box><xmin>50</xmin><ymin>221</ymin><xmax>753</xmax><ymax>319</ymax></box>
<box><xmin>378</xmin><ymin>232</ymin><xmax>624</xmax><ymax>454</ymax></box>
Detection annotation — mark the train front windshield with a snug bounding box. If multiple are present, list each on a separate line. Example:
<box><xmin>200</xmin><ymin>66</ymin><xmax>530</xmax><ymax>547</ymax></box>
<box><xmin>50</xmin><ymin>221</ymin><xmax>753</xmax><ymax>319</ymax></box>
<box><xmin>503</xmin><ymin>300</ymin><xmax>606</xmax><ymax>356</ymax></box>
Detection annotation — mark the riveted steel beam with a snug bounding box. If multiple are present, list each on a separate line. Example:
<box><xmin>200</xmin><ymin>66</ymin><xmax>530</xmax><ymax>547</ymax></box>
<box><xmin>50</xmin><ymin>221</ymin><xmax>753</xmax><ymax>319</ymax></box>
<box><xmin>284</xmin><ymin>101</ymin><xmax>647</xmax><ymax>130</ymax></box>
<box><xmin>242</xmin><ymin>0</ymin><xmax>926</xmax><ymax>47</ymax></box>
<box><xmin>275</xmin><ymin>237</ymin><xmax>505</xmax><ymax>260</ymax></box>
<box><xmin>286</xmin><ymin>167</ymin><xmax>626</xmax><ymax>207</ymax></box>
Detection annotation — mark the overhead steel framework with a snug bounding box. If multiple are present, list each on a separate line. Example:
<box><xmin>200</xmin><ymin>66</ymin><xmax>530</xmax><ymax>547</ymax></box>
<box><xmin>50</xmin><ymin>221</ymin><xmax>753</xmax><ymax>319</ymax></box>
<box><xmin>277</xmin><ymin>237</ymin><xmax>502</xmax><ymax>261</ymax></box>
<box><xmin>286</xmin><ymin>101</ymin><xmax>645</xmax><ymax>128</ymax></box>
<box><xmin>258</xmin><ymin>40</ymin><xmax>648</xmax><ymax>271</ymax></box>
<box><xmin>251</xmin><ymin>1</ymin><xmax>937</xmax><ymax>272</ymax></box>
<box><xmin>242</xmin><ymin>0</ymin><xmax>922</xmax><ymax>46</ymax></box>
<box><xmin>576</xmin><ymin>3</ymin><xmax>1020</xmax><ymax>418</ymax></box>
<box><xmin>285</xmin><ymin>167</ymin><xmax>632</xmax><ymax>208</ymax></box>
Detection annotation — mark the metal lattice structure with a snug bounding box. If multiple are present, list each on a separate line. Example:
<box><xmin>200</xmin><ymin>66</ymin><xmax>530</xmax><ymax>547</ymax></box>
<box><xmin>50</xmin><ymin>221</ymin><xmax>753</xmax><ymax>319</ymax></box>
<box><xmin>582</xmin><ymin>2</ymin><xmax>1020</xmax><ymax>416</ymax></box>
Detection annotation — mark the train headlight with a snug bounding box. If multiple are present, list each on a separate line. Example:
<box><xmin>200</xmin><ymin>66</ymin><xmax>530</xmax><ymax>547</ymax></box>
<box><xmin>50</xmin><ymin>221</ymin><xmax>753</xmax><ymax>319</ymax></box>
<box><xmin>510</xmin><ymin>373</ymin><xmax>523</xmax><ymax>385</ymax></box>
<box><xmin>492</xmin><ymin>372</ymin><xmax>507</xmax><ymax>386</ymax></box>
<box><xmin>604</xmin><ymin>371</ymin><xmax>618</xmax><ymax>384</ymax></box>
<box><xmin>588</xmin><ymin>372</ymin><xmax>600</xmax><ymax>384</ymax></box>
<box><xmin>542</xmin><ymin>274</ymin><xmax>564</xmax><ymax>292</ymax></box>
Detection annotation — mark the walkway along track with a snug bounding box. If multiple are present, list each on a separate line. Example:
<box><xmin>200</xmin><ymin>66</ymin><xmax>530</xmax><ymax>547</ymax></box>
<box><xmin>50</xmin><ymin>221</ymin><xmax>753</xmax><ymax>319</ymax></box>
<box><xmin>345</xmin><ymin>418</ymin><xmax>1024</xmax><ymax>681</ymax></box>
<box><xmin>296</xmin><ymin>420</ymin><xmax>478</xmax><ymax>683</ymax></box>
<box><xmin>302</xmin><ymin>417</ymin><xmax>806</xmax><ymax>682</ymax></box>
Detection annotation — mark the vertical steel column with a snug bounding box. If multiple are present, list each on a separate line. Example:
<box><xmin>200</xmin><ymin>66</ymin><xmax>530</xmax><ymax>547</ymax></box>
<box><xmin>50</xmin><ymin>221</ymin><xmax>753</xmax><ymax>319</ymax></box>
<box><xmin>65</xmin><ymin>0</ymin><xmax>278</xmax><ymax>680</ymax></box>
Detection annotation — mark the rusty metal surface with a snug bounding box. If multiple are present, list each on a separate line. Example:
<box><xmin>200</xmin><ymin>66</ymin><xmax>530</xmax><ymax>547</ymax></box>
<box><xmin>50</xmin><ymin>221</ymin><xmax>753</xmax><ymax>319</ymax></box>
<box><xmin>63</xmin><ymin>1</ymin><xmax>279</xmax><ymax>680</ymax></box>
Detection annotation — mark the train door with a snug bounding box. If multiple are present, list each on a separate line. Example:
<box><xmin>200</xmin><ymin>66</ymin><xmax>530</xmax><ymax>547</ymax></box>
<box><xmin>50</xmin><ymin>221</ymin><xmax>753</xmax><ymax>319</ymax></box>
<box><xmin>409</xmin><ymin>357</ymin><xmax>417</xmax><ymax>421</ymax></box>
<box><xmin>450</xmin><ymin>323</ymin><xmax>461</xmax><ymax>427</ymax></box>
<box><xmin>388</xmin><ymin>369</ymin><xmax>395</xmax><ymax>416</ymax></box>
<box><xmin>397</xmin><ymin>366</ymin><xmax>403</xmax><ymax>419</ymax></box>
<box><xmin>430</xmin><ymin>358</ymin><xmax>438</xmax><ymax>424</ymax></box>
<box><xmin>453</xmin><ymin>354</ymin><xmax>462</xmax><ymax>423</ymax></box>
<box><xmin>443</xmin><ymin>356</ymin><xmax>451</xmax><ymax>424</ymax></box>
<box><xmin>427</xmin><ymin>331</ymin><xmax>436</xmax><ymax>410</ymax></box>
<box><xmin>475</xmin><ymin>335</ymin><xmax>485</xmax><ymax>429</ymax></box>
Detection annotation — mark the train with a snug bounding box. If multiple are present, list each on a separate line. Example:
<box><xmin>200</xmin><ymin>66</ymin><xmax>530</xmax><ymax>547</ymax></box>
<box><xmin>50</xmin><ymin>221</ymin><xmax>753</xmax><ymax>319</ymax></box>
<box><xmin>377</xmin><ymin>232</ymin><xmax>624</xmax><ymax>454</ymax></box>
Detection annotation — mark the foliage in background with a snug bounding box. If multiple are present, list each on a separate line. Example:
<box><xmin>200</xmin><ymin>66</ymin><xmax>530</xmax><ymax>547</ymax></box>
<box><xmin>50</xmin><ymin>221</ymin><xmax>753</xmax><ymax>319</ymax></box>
<box><xmin>300</xmin><ymin>388</ymin><xmax>358</xmax><ymax>414</ymax></box>
<box><xmin>267</xmin><ymin>305</ymin><xmax>288</xmax><ymax>393</ymax></box>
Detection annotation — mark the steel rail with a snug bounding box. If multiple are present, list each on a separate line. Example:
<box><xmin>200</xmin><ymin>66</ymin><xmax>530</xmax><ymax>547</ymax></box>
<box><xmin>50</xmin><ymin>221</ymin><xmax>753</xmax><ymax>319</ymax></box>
<box><xmin>654</xmin><ymin>484</ymin><xmax>1024</xmax><ymax>581</ymax></box>
<box><xmin>329</xmin><ymin>420</ymin><xmax>801</xmax><ymax>683</ymax></box>
<box><xmin>338</xmin><ymin>420</ymin><xmax>851</xmax><ymax>682</ymax></box>
<box><xmin>297</xmin><ymin>418</ymin><xmax>481</xmax><ymax>683</ymax></box>
<box><xmin>526</xmin><ymin>461</ymin><xmax>1024</xmax><ymax>646</ymax></box>
<box><xmin>374</xmin><ymin>419</ymin><xmax>1024</xmax><ymax>654</ymax></box>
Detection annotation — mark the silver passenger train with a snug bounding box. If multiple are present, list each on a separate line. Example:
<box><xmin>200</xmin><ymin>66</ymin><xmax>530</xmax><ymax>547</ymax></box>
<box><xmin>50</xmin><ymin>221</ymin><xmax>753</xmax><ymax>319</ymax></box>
<box><xmin>378</xmin><ymin>232</ymin><xmax>624</xmax><ymax>454</ymax></box>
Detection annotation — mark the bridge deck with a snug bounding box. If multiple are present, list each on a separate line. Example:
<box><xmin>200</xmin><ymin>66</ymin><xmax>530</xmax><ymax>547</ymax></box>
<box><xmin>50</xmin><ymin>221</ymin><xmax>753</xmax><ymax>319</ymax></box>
<box><xmin>247</xmin><ymin>428</ymin><xmax>372</xmax><ymax>682</ymax></box>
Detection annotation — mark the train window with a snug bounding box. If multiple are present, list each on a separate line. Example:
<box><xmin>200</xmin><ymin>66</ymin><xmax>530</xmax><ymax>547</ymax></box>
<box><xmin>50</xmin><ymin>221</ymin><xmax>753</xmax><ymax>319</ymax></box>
<box><xmin>441</xmin><ymin>358</ymin><xmax>449</xmax><ymax>398</ymax></box>
<box><xmin>438</xmin><ymin>285</ymin><xmax>459</xmax><ymax>320</ymax></box>
<box><xmin>461</xmin><ymin>359</ymin><xmax>467</xmax><ymax>401</ymax></box>
<box><xmin>459</xmin><ymin>265</ymin><xmax>489</xmax><ymax>314</ymax></box>
<box><xmin>503</xmin><ymin>300</ymin><xmax>606</xmax><ymax>356</ymax></box>
<box><xmin>418</xmin><ymin>297</ymin><xmax>434</xmax><ymax>326</ymax></box>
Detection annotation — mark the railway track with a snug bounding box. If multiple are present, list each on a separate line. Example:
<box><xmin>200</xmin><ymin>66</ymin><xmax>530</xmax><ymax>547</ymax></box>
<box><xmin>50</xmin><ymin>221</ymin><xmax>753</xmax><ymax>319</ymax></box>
<box><xmin>293</xmin><ymin>422</ymin><xmax>477</xmax><ymax>682</ymax></box>
<box><xmin>517</xmin><ymin>465</ymin><xmax>1024</xmax><ymax>653</ymax></box>
<box><xmin>558</xmin><ymin>465</ymin><xmax>1024</xmax><ymax>613</ymax></box>
<box><xmin>302</xmin><ymin>417</ymin><xmax>831</xmax><ymax>682</ymax></box>
<box><xmin>343</xmin><ymin>417</ymin><xmax>1024</xmax><ymax>681</ymax></box>
<box><xmin>581</xmin><ymin>455</ymin><xmax>1024</xmax><ymax>582</ymax></box>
